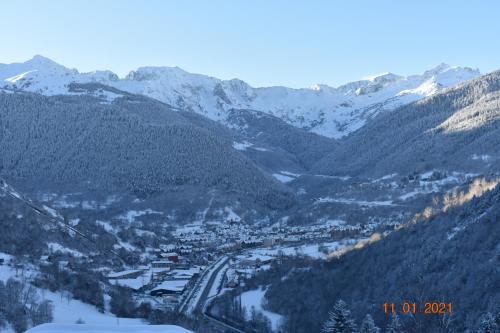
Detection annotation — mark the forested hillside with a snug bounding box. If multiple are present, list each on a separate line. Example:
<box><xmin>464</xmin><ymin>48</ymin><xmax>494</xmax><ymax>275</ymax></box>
<box><xmin>260</xmin><ymin>180</ymin><xmax>500</xmax><ymax>332</ymax></box>
<box><xmin>0</xmin><ymin>89</ymin><xmax>294</xmax><ymax>212</ymax></box>
<box><xmin>314</xmin><ymin>70</ymin><xmax>500</xmax><ymax>177</ymax></box>
<box><xmin>226</xmin><ymin>108</ymin><xmax>338</xmax><ymax>170</ymax></box>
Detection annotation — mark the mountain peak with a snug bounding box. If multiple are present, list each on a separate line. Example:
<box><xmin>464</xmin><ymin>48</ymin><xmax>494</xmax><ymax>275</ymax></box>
<box><xmin>26</xmin><ymin>55</ymin><xmax>62</xmax><ymax>67</ymax></box>
<box><xmin>362</xmin><ymin>72</ymin><xmax>395</xmax><ymax>81</ymax></box>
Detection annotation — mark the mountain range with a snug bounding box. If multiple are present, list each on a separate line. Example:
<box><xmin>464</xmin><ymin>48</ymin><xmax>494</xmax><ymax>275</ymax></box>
<box><xmin>0</xmin><ymin>55</ymin><xmax>480</xmax><ymax>138</ymax></box>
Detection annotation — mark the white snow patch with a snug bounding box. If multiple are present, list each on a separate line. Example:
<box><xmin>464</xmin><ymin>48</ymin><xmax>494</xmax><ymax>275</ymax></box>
<box><xmin>232</xmin><ymin>141</ymin><xmax>253</xmax><ymax>151</ymax></box>
<box><xmin>471</xmin><ymin>154</ymin><xmax>492</xmax><ymax>162</ymax></box>
<box><xmin>316</xmin><ymin>197</ymin><xmax>394</xmax><ymax>207</ymax></box>
<box><xmin>272</xmin><ymin>173</ymin><xmax>295</xmax><ymax>183</ymax></box>
<box><xmin>240</xmin><ymin>287</ymin><xmax>283</xmax><ymax>331</ymax></box>
<box><xmin>118</xmin><ymin>209</ymin><xmax>162</xmax><ymax>223</ymax></box>
<box><xmin>47</xmin><ymin>243</ymin><xmax>84</xmax><ymax>257</ymax></box>
<box><xmin>313</xmin><ymin>174</ymin><xmax>351</xmax><ymax>181</ymax></box>
<box><xmin>372</xmin><ymin>173</ymin><xmax>398</xmax><ymax>182</ymax></box>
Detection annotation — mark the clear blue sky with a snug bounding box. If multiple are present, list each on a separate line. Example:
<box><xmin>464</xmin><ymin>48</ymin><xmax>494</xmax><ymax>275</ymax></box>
<box><xmin>1</xmin><ymin>0</ymin><xmax>499</xmax><ymax>88</ymax></box>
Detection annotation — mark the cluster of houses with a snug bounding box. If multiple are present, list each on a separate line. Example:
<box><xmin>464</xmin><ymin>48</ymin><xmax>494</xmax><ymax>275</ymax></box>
<box><xmin>171</xmin><ymin>219</ymin><xmax>372</xmax><ymax>255</ymax></box>
<box><xmin>105</xmin><ymin>217</ymin><xmax>389</xmax><ymax>309</ymax></box>
<box><xmin>107</xmin><ymin>249</ymin><xmax>202</xmax><ymax>309</ymax></box>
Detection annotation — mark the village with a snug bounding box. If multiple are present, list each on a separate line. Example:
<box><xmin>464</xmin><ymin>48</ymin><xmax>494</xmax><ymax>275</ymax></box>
<box><xmin>105</xmin><ymin>216</ymin><xmax>394</xmax><ymax>313</ymax></box>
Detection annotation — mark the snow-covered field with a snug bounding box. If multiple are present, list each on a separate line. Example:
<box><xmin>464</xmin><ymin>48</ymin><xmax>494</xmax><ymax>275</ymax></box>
<box><xmin>272</xmin><ymin>173</ymin><xmax>295</xmax><ymax>183</ymax></box>
<box><xmin>0</xmin><ymin>253</ymin><xmax>145</xmax><ymax>332</ymax></box>
<box><xmin>41</xmin><ymin>290</ymin><xmax>143</xmax><ymax>326</ymax></box>
<box><xmin>245</xmin><ymin>239</ymin><xmax>356</xmax><ymax>260</ymax></box>
<box><xmin>240</xmin><ymin>287</ymin><xmax>283</xmax><ymax>331</ymax></box>
<box><xmin>118</xmin><ymin>209</ymin><xmax>163</xmax><ymax>223</ymax></box>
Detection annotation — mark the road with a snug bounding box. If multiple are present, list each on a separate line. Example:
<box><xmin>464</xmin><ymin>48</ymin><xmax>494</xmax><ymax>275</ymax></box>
<box><xmin>178</xmin><ymin>255</ymin><xmax>249</xmax><ymax>332</ymax></box>
<box><xmin>194</xmin><ymin>257</ymin><xmax>228</xmax><ymax>314</ymax></box>
<box><xmin>178</xmin><ymin>256</ymin><xmax>228</xmax><ymax>315</ymax></box>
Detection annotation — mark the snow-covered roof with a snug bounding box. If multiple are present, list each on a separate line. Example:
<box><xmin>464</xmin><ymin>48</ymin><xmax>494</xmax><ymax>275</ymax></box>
<box><xmin>170</xmin><ymin>268</ymin><xmax>200</xmax><ymax>277</ymax></box>
<box><xmin>107</xmin><ymin>269</ymin><xmax>143</xmax><ymax>279</ymax></box>
<box><xmin>112</xmin><ymin>275</ymin><xmax>150</xmax><ymax>290</ymax></box>
<box><xmin>151</xmin><ymin>279</ymin><xmax>190</xmax><ymax>292</ymax></box>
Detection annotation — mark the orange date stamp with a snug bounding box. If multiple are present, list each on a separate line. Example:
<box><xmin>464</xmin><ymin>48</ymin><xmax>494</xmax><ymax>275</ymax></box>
<box><xmin>384</xmin><ymin>302</ymin><xmax>452</xmax><ymax>315</ymax></box>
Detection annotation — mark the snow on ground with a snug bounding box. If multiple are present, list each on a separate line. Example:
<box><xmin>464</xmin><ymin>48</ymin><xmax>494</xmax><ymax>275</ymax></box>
<box><xmin>134</xmin><ymin>229</ymin><xmax>157</xmax><ymax>237</ymax></box>
<box><xmin>316</xmin><ymin>197</ymin><xmax>394</xmax><ymax>207</ymax></box>
<box><xmin>184</xmin><ymin>256</ymin><xmax>227</xmax><ymax>314</ymax></box>
<box><xmin>280</xmin><ymin>171</ymin><xmax>301</xmax><ymax>177</ymax></box>
<box><xmin>224</xmin><ymin>207</ymin><xmax>241</xmax><ymax>222</ymax></box>
<box><xmin>247</xmin><ymin>240</ymin><xmax>354</xmax><ymax>259</ymax></box>
<box><xmin>109</xmin><ymin>274</ymin><xmax>151</xmax><ymax>291</ymax></box>
<box><xmin>232</xmin><ymin>141</ymin><xmax>253</xmax><ymax>151</ymax></box>
<box><xmin>25</xmin><ymin>323</ymin><xmax>193</xmax><ymax>333</ymax></box>
<box><xmin>398</xmin><ymin>171</ymin><xmax>480</xmax><ymax>201</ymax></box>
<box><xmin>39</xmin><ymin>289</ymin><xmax>143</xmax><ymax>326</ymax></box>
<box><xmin>42</xmin><ymin>205</ymin><xmax>61</xmax><ymax>218</ymax></box>
<box><xmin>272</xmin><ymin>171</ymin><xmax>302</xmax><ymax>183</ymax></box>
<box><xmin>323</xmin><ymin>219</ymin><xmax>346</xmax><ymax>227</ymax></box>
<box><xmin>53</xmin><ymin>194</ymin><xmax>120</xmax><ymax>210</ymax></box>
<box><xmin>0</xmin><ymin>57</ymin><xmax>479</xmax><ymax>139</ymax></box>
<box><xmin>118</xmin><ymin>209</ymin><xmax>163</xmax><ymax>223</ymax></box>
<box><xmin>114</xmin><ymin>240</ymin><xmax>137</xmax><ymax>251</ymax></box>
<box><xmin>232</xmin><ymin>141</ymin><xmax>269</xmax><ymax>152</ymax></box>
<box><xmin>372</xmin><ymin>173</ymin><xmax>398</xmax><ymax>182</ymax></box>
<box><xmin>312</xmin><ymin>174</ymin><xmax>351</xmax><ymax>181</ymax></box>
<box><xmin>96</xmin><ymin>220</ymin><xmax>115</xmax><ymax>232</ymax></box>
<box><xmin>0</xmin><ymin>258</ymin><xmax>146</xmax><ymax>331</ymax></box>
<box><xmin>471</xmin><ymin>154</ymin><xmax>492</xmax><ymax>162</ymax></box>
<box><xmin>240</xmin><ymin>287</ymin><xmax>283</xmax><ymax>331</ymax></box>
<box><xmin>0</xmin><ymin>254</ymin><xmax>15</xmax><ymax>281</ymax></box>
<box><xmin>174</xmin><ymin>222</ymin><xmax>203</xmax><ymax>236</ymax></box>
<box><xmin>272</xmin><ymin>173</ymin><xmax>295</xmax><ymax>183</ymax></box>
<box><xmin>152</xmin><ymin>279</ymin><xmax>190</xmax><ymax>293</ymax></box>
<box><xmin>47</xmin><ymin>242</ymin><xmax>84</xmax><ymax>257</ymax></box>
<box><xmin>207</xmin><ymin>263</ymin><xmax>228</xmax><ymax>298</ymax></box>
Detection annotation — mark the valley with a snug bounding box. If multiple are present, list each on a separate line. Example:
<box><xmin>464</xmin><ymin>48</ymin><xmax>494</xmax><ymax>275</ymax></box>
<box><xmin>0</xmin><ymin>57</ymin><xmax>499</xmax><ymax>333</ymax></box>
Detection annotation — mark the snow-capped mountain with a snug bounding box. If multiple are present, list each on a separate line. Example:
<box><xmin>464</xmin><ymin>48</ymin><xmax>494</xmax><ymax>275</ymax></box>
<box><xmin>0</xmin><ymin>56</ymin><xmax>480</xmax><ymax>138</ymax></box>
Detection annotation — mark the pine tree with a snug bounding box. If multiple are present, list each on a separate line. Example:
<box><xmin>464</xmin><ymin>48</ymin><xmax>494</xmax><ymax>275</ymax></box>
<box><xmin>386</xmin><ymin>313</ymin><xmax>404</xmax><ymax>333</ymax></box>
<box><xmin>322</xmin><ymin>299</ymin><xmax>358</xmax><ymax>333</ymax></box>
<box><xmin>478</xmin><ymin>312</ymin><xmax>498</xmax><ymax>333</ymax></box>
<box><xmin>359</xmin><ymin>314</ymin><xmax>380</xmax><ymax>333</ymax></box>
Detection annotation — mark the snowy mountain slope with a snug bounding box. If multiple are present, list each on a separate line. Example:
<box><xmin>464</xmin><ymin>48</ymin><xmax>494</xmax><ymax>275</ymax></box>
<box><xmin>313</xmin><ymin>70</ymin><xmax>500</xmax><ymax>177</ymax></box>
<box><xmin>0</xmin><ymin>55</ymin><xmax>118</xmax><ymax>95</ymax></box>
<box><xmin>0</xmin><ymin>56</ymin><xmax>480</xmax><ymax>138</ymax></box>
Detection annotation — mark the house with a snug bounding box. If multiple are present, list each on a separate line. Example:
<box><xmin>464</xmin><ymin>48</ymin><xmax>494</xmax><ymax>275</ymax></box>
<box><xmin>159</xmin><ymin>252</ymin><xmax>179</xmax><ymax>262</ymax></box>
<box><xmin>149</xmin><ymin>279</ymin><xmax>190</xmax><ymax>297</ymax></box>
<box><xmin>169</xmin><ymin>267</ymin><xmax>200</xmax><ymax>280</ymax></box>
<box><xmin>262</xmin><ymin>238</ymin><xmax>276</xmax><ymax>247</ymax></box>
<box><xmin>237</xmin><ymin>254</ymin><xmax>274</xmax><ymax>268</ymax></box>
<box><xmin>331</xmin><ymin>225</ymin><xmax>362</xmax><ymax>239</ymax></box>
<box><xmin>151</xmin><ymin>260</ymin><xmax>173</xmax><ymax>269</ymax></box>
<box><xmin>151</xmin><ymin>267</ymin><xmax>170</xmax><ymax>282</ymax></box>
